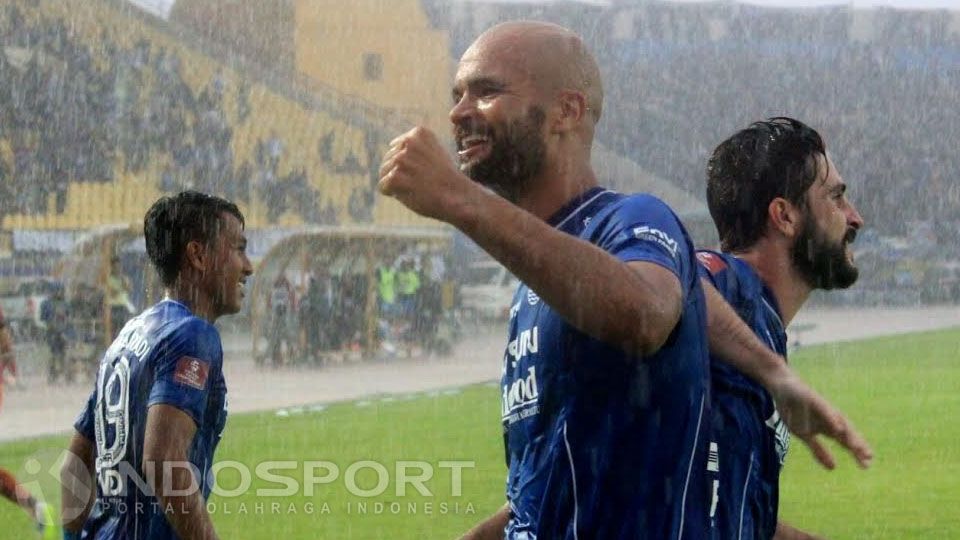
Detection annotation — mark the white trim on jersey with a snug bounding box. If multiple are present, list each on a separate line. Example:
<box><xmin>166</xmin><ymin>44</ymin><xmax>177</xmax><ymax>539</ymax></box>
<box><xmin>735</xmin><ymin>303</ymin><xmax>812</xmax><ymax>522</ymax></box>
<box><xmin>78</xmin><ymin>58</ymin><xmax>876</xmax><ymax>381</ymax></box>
<box><xmin>554</xmin><ymin>190</ymin><xmax>617</xmax><ymax>230</ymax></box>
<box><xmin>760</xmin><ymin>297</ymin><xmax>784</xmax><ymax>331</ymax></box>
<box><xmin>678</xmin><ymin>393</ymin><xmax>707</xmax><ymax>539</ymax></box>
<box><xmin>562</xmin><ymin>421</ymin><xmax>580</xmax><ymax>540</ymax></box>
<box><xmin>738</xmin><ymin>452</ymin><xmax>755</xmax><ymax>540</ymax></box>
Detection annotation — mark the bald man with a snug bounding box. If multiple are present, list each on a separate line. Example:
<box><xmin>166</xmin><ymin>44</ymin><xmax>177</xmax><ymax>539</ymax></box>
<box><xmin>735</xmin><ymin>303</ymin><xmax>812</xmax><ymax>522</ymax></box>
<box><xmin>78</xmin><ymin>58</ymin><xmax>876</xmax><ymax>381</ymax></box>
<box><xmin>380</xmin><ymin>21</ymin><xmax>871</xmax><ymax>539</ymax></box>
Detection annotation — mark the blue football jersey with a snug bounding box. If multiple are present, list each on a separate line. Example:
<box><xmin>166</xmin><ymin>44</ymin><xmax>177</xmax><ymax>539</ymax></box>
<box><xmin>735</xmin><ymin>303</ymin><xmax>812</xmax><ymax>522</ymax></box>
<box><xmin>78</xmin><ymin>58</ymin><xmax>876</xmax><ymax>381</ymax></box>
<box><xmin>74</xmin><ymin>300</ymin><xmax>228</xmax><ymax>539</ymax></box>
<box><xmin>696</xmin><ymin>250</ymin><xmax>790</xmax><ymax>540</ymax></box>
<box><xmin>501</xmin><ymin>188</ymin><xmax>712</xmax><ymax>539</ymax></box>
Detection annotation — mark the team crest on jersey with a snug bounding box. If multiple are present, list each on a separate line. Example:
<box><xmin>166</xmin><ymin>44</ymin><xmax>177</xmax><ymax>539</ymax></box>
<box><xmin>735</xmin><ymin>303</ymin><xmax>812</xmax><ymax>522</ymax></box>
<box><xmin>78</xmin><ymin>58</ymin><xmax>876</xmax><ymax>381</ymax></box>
<box><xmin>526</xmin><ymin>289</ymin><xmax>540</xmax><ymax>305</ymax></box>
<box><xmin>173</xmin><ymin>356</ymin><xmax>210</xmax><ymax>390</ymax></box>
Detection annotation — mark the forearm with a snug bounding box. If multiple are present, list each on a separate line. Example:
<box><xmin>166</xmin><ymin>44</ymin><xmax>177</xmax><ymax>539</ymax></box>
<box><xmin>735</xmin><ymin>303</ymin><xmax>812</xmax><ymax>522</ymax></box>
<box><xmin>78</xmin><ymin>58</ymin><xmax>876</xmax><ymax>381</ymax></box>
<box><xmin>61</xmin><ymin>434</ymin><xmax>96</xmax><ymax>532</ymax></box>
<box><xmin>452</xmin><ymin>188</ymin><xmax>678</xmax><ymax>355</ymax></box>
<box><xmin>153</xmin><ymin>464</ymin><xmax>219</xmax><ymax>540</ymax></box>
<box><xmin>702</xmin><ymin>278</ymin><xmax>790</xmax><ymax>389</ymax></box>
<box><xmin>459</xmin><ymin>503</ymin><xmax>510</xmax><ymax>540</ymax></box>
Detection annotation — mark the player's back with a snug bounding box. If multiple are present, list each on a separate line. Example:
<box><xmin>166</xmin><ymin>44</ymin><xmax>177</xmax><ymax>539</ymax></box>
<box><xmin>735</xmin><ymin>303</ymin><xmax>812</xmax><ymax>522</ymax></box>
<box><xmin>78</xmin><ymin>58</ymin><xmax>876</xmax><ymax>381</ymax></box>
<box><xmin>502</xmin><ymin>189</ymin><xmax>712</xmax><ymax>539</ymax></box>
<box><xmin>697</xmin><ymin>250</ymin><xmax>788</xmax><ymax>540</ymax></box>
<box><xmin>74</xmin><ymin>300</ymin><xmax>227</xmax><ymax>539</ymax></box>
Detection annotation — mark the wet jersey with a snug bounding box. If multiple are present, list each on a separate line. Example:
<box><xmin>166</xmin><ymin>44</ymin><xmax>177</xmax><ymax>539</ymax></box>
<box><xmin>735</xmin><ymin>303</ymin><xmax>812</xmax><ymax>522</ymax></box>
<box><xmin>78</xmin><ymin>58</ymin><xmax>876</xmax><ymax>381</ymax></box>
<box><xmin>74</xmin><ymin>299</ymin><xmax>228</xmax><ymax>539</ymax></box>
<box><xmin>696</xmin><ymin>250</ymin><xmax>790</xmax><ymax>540</ymax></box>
<box><xmin>502</xmin><ymin>188</ymin><xmax>711</xmax><ymax>539</ymax></box>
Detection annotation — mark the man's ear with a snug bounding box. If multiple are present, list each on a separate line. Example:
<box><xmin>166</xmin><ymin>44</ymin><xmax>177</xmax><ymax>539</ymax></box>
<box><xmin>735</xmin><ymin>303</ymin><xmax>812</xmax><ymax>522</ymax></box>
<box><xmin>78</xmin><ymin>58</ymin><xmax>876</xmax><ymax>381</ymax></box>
<box><xmin>768</xmin><ymin>197</ymin><xmax>803</xmax><ymax>239</ymax></box>
<box><xmin>552</xmin><ymin>90</ymin><xmax>588</xmax><ymax>134</ymax></box>
<box><xmin>184</xmin><ymin>240</ymin><xmax>207</xmax><ymax>273</ymax></box>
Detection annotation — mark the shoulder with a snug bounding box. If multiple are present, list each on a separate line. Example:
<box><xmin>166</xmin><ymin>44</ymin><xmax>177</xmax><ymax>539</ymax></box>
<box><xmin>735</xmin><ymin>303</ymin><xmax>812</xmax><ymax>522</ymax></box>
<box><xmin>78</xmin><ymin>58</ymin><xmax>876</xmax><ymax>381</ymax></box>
<box><xmin>608</xmin><ymin>193</ymin><xmax>680</xmax><ymax>222</ymax></box>
<box><xmin>157</xmin><ymin>308</ymin><xmax>223</xmax><ymax>362</ymax></box>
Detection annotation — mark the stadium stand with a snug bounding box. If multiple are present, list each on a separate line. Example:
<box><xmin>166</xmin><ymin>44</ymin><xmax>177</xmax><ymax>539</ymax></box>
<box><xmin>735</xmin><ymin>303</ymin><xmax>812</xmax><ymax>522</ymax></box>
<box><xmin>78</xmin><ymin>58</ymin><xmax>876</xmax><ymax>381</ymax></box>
<box><xmin>0</xmin><ymin>0</ymin><xmax>438</xmax><ymax>231</ymax></box>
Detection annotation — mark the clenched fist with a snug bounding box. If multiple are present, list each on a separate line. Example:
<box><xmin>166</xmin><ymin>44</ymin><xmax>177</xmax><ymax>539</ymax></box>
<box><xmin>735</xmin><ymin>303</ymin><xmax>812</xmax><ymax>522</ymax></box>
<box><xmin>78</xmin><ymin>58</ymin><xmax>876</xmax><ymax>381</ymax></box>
<box><xmin>379</xmin><ymin>126</ymin><xmax>482</xmax><ymax>224</ymax></box>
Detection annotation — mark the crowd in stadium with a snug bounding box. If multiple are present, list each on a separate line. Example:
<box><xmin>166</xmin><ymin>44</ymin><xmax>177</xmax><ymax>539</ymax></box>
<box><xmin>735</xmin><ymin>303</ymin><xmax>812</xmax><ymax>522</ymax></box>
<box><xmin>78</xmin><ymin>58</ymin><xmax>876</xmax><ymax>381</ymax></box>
<box><xmin>0</xmin><ymin>4</ymin><xmax>360</xmax><ymax>226</ymax></box>
<box><xmin>429</xmin><ymin>1</ymin><xmax>960</xmax><ymax>240</ymax></box>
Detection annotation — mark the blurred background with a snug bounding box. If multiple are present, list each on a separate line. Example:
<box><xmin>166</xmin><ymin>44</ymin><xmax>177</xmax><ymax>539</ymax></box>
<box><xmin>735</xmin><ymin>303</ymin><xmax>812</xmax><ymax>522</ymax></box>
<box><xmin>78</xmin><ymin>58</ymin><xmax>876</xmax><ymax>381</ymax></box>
<box><xmin>0</xmin><ymin>1</ymin><xmax>958</xmax><ymax>536</ymax></box>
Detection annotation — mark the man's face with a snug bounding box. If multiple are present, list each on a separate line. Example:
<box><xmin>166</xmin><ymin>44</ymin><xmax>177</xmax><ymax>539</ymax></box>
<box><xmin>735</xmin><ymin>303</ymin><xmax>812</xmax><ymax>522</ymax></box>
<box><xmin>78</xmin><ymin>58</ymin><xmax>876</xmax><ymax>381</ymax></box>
<box><xmin>450</xmin><ymin>43</ymin><xmax>548</xmax><ymax>202</ymax></box>
<box><xmin>792</xmin><ymin>155</ymin><xmax>865</xmax><ymax>290</ymax></box>
<box><xmin>206</xmin><ymin>213</ymin><xmax>253</xmax><ymax>318</ymax></box>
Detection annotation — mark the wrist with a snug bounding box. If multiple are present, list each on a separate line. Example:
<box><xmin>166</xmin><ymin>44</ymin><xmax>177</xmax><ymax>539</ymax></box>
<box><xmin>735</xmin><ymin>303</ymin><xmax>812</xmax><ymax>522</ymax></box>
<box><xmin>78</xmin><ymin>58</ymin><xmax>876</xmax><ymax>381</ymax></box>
<box><xmin>758</xmin><ymin>353</ymin><xmax>793</xmax><ymax>394</ymax></box>
<box><xmin>445</xmin><ymin>180</ymin><xmax>488</xmax><ymax>232</ymax></box>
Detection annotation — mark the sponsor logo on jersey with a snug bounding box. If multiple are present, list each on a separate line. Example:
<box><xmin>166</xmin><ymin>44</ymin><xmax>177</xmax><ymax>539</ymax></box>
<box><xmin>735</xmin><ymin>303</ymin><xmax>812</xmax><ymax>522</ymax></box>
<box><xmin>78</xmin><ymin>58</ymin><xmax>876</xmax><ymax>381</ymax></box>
<box><xmin>507</xmin><ymin>326</ymin><xmax>539</xmax><ymax>365</ymax></box>
<box><xmin>633</xmin><ymin>226</ymin><xmax>679</xmax><ymax>259</ymax></box>
<box><xmin>502</xmin><ymin>366</ymin><xmax>539</xmax><ymax>418</ymax></box>
<box><xmin>765</xmin><ymin>408</ymin><xmax>791</xmax><ymax>466</ymax></box>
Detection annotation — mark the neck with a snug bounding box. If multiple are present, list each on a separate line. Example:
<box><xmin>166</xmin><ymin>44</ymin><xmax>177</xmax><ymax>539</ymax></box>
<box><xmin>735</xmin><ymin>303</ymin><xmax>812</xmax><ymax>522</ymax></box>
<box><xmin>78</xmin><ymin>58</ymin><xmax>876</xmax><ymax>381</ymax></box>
<box><xmin>516</xmin><ymin>152</ymin><xmax>598</xmax><ymax>221</ymax></box>
<box><xmin>166</xmin><ymin>282</ymin><xmax>217</xmax><ymax>324</ymax></box>
<box><xmin>734</xmin><ymin>239</ymin><xmax>812</xmax><ymax>326</ymax></box>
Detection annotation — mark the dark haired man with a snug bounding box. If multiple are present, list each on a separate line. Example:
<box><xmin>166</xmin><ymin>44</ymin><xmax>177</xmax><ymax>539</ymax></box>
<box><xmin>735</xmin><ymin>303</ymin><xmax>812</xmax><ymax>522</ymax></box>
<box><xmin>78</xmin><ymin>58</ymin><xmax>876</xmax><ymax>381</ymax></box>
<box><xmin>61</xmin><ymin>191</ymin><xmax>252</xmax><ymax>540</ymax></box>
<box><xmin>699</xmin><ymin>117</ymin><xmax>864</xmax><ymax>540</ymax></box>
<box><xmin>380</xmin><ymin>22</ymin><xmax>870</xmax><ymax>540</ymax></box>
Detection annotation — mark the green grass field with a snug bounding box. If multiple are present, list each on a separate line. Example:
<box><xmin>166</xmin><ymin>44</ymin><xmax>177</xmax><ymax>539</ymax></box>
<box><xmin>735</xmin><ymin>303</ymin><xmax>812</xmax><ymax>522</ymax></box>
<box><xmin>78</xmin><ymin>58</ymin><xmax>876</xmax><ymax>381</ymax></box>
<box><xmin>2</xmin><ymin>328</ymin><xmax>959</xmax><ymax>538</ymax></box>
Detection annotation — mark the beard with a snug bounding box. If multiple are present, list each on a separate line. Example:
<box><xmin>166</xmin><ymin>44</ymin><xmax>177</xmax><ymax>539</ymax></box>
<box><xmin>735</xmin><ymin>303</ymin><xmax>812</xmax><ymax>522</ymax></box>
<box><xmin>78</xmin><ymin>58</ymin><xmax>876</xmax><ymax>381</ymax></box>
<box><xmin>460</xmin><ymin>106</ymin><xmax>547</xmax><ymax>203</ymax></box>
<box><xmin>792</xmin><ymin>217</ymin><xmax>859</xmax><ymax>290</ymax></box>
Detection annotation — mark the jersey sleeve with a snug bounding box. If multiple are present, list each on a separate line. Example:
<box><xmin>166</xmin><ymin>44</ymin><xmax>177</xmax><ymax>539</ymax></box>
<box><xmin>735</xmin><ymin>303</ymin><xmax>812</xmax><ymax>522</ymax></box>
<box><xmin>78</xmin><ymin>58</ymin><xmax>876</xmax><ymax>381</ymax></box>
<box><xmin>73</xmin><ymin>388</ymin><xmax>97</xmax><ymax>441</ymax></box>
<box><xmin>593</xmin><ymin>194</ymin><xmax>695</xmax><ymax>287</ymax></box>
<box><xmin>148</xmin><ymin>318</ymin><xmax>223</xmax><ymax>426</ymax></box>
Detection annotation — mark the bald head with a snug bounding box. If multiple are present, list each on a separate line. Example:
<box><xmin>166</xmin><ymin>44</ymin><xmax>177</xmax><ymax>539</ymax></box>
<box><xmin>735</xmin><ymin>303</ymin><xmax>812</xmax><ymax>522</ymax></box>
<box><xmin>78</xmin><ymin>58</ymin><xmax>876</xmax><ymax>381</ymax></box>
<box><xmin>463</xmin><ymin>21</ymin><xmax>603</xmax><ymax>124</ymax></box>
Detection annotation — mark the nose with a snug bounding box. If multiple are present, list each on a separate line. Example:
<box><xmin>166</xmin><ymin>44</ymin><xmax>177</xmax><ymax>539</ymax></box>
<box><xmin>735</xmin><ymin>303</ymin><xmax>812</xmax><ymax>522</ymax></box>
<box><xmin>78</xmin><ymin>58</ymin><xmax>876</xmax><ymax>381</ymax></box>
<box><xmin>243</xmin><ymin>255</ymin><xmax>254</xmax><ymax>277</ymax></box>
<box><xmin>847</xmin><ymin>202</ymin><xmax>864</xmax><ymax>231</ymax></box>
<box><xmin>449</xmin><ymin>93</ymin><xmax>475</xmax><ymax>127</ymax></box>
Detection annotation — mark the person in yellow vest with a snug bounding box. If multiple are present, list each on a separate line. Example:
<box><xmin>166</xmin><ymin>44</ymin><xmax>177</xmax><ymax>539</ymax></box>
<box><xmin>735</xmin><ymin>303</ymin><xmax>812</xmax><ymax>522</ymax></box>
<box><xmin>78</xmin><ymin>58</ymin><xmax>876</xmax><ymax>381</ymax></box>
<box><xmin>397</xmin><ymin>257</ymin><xmax>421</xmax><ymax>323</ymax></box>
<box><xmin>377</xmin><ymin>262</ymin><xmax>398</xmax><ymax>319</ymax></box>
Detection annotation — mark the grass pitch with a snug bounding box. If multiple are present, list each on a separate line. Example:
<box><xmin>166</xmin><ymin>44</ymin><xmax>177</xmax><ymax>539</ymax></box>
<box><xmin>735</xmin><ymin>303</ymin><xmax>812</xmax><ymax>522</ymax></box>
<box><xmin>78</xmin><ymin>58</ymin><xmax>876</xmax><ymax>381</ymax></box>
<box><xmin>2</xmin><ymin>328</ymin><xmax>959</xmax><ymax>538</ymax></box>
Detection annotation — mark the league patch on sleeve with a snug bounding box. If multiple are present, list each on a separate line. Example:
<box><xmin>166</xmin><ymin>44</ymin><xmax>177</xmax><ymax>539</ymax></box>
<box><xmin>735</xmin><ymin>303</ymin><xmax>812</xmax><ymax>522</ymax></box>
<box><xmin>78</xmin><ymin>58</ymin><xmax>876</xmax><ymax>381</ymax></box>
<box><xmin>173</xmin><ymin>356</ymin><xmax>210</xmax><ymax>390</ymax></box>
<box><xmin>696</xmin><ymin>251</ymin><xmax>728</xmax><ymax>275</ymax></box>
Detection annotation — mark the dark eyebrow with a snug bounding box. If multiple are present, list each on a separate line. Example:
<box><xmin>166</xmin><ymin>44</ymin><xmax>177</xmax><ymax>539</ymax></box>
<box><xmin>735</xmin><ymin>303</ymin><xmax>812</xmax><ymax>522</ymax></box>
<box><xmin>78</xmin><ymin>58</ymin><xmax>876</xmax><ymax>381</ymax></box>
<box><xmin>452</xmin><ymin>77</ymin><xmax>507</xmax><ymax>101</ymax></box>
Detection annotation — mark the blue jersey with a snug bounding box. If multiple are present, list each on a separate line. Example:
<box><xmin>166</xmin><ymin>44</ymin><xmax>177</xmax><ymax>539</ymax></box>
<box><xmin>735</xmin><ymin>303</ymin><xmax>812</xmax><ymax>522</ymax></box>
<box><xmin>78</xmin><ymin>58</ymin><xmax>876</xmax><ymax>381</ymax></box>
<box><xmin>696</xmin><ymin>250</ymin><xmax>790</xmax><ymax>540</ymax></box>
<box><xmin>501</xmin><ymin>188</ymin><xmax>711</xmax><ymax>539</ymax></box>
<box><xmin>74</xmin><ymin>300</ymin><xmax>228</xmax><ymax>540</ymax></box>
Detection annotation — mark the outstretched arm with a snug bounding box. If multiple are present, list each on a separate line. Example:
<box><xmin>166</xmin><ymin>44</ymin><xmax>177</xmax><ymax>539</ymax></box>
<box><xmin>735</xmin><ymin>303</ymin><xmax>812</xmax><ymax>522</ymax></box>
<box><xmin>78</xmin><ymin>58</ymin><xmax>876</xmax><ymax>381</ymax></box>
<box><xmin>702</xmin><ymin>278</ymin><xmax>873</xmax><ymax>470</ymax></box>
<box><xmin>380</xmin><ymin>127</ymin><xmax>681</xmax><ymax>357</ymax></box>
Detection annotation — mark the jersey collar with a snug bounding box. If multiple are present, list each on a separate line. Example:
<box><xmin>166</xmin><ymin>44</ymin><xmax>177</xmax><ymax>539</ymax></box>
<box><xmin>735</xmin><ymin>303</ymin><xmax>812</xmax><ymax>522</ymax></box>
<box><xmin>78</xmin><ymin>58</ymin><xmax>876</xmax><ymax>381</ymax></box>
<box><xmin>546</xmin><ymin>187</ymin><xmax>611</xmax><ymax>229</ymax></box>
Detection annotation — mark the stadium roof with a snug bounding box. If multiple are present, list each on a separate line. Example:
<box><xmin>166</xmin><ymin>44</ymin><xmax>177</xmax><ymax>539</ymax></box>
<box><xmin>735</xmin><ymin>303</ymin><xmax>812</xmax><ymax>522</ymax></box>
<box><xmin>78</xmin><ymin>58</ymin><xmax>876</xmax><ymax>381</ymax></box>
<box><xmin>458</xmin><ymin>0</ymin><xmax>960</xmax><ymax>8</ymax></box>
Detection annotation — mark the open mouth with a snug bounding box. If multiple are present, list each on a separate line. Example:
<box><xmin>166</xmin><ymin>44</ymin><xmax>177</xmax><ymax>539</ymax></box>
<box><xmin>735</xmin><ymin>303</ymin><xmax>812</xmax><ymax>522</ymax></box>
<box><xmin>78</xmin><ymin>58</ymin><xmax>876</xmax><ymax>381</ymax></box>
<box><xmin>457</xmin><ymin>132</ymin><xmax>492</xmax><ymax>163</ymax></box>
